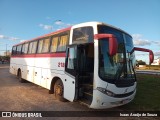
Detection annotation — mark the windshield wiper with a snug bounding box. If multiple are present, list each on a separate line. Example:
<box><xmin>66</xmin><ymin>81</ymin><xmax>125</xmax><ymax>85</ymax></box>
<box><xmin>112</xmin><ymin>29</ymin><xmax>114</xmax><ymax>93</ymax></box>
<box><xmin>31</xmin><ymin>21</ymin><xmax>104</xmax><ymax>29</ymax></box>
<box><xmin>115</xmin><ymin>63</ymin><xmax>125</xmax><ymax>81</ymax></box>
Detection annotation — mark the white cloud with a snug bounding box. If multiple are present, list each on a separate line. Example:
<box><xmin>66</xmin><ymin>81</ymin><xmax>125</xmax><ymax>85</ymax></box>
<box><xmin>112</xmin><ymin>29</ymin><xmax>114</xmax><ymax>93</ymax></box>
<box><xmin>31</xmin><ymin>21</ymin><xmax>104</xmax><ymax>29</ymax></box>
<box><xmin>0</xmin><ymin>35</ymin><xmax>9</xmax><ymax>39</ymax></box>
<box><xmin>135</xmin><ymin>53</ymin><xmax>148</xmax><ymax>56</ymax></box>
<box><xmin>151</xmin><ymin>41</ymin><xmax>160</xmax><ymax>46</ymax></box>
<box><xmin>132</xmin><ymin>34</ymin><xmax>160</xmax><ymax>47</ymax></box>
<box><xmin>39</xmin><ymin>24</ymin><xmax>53</xmax><ymax>30</ymax></box>
<box><xmin>9</xmin><ymin>37</ymin><xmax>20</xmax><ymax>41</ymax></box>
<box><xmin>54</xmin><ymin>20</ymin><xmax>64</xmax><ymax>25</ymax></box>
<box><xmin>43</xmin><ymin>25</ymin><xmax>53</xmax><ymax>30</ymax></box>
<box><xmin>0</xmin><ymin>34</ymin><xmax>20</xmax><ymax>41</ymax></box>
<box><xmin>133</xmin><ymin>39</ymin><xmax>151</xmax><ymax>46</ymax></box>
<box><xmin>132</xmin><ymin>34</ymin><xmax>151</xmax><ymax>46</ymax></box>
<box><xmin>20</xmin><ymin>40</ymin><xmax>27</xmax><ymax>43</ymax></box>
<box><xmin>39</xmin><ymin>20</ymin><xmax>73</xmax><ymax>31</ymax></box>
<box><xmin>0</xmin><ymin>35</ymin><xmax>5</xmax><ymax>39</ymax></box>
<box><xmin>66</xmin><ymin>23</ymin><xmax>73</xmax><ymax>26</ymax></box>
<box><xmin>132</xmin><ymin>34</ymin><xmax>142</xmax><ymax>39</ymax></box>
<box><xmin>154</xmin><ymin>51</ymin><xmax>160</xmax><ymax>56</ymax></box>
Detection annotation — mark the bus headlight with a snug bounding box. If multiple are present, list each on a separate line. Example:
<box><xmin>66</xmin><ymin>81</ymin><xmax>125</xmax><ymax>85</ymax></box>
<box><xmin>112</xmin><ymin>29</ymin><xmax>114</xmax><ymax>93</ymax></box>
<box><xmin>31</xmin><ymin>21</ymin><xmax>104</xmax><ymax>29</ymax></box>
<box><xmin>97</xmin><ymin>87</ymin><xmax>115</xmax><ymax>97</ymax></box>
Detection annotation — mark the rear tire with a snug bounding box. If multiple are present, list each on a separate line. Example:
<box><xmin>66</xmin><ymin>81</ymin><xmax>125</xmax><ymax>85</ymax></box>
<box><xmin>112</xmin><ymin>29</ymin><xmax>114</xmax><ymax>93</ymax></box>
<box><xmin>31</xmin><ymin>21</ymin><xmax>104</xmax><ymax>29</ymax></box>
<box><xmin>18</xmin><ymin>70</ymin><xmax>25</xmax><ymax>83</ymax></box>
<box><xmin>54</xmin><ymin>79</ymin><xmax>66</xmax><ymax>102</ymax></box>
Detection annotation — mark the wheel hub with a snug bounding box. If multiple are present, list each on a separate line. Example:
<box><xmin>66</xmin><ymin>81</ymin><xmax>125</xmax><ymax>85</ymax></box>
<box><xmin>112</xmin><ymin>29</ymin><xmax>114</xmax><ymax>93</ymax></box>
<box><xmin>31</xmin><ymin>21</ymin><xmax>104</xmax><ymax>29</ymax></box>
<box><xmin>56</xmin><ymin>85</ymin><xmax>62</xmax><ymax>95</ymax></box>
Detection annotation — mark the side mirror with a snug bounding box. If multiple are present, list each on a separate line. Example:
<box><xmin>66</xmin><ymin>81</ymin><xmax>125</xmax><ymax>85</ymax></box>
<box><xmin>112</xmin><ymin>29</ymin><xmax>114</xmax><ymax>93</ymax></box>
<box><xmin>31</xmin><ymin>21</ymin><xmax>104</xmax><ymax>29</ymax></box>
<box><xmin>131</xmin><ymin>47</ymin><xmax>154</xmax><ymax>65</ymax></box>
<box><xmin>94</xmin><ymin>34</ymin><xmax>118</xmax><ymax>56</ymax></box>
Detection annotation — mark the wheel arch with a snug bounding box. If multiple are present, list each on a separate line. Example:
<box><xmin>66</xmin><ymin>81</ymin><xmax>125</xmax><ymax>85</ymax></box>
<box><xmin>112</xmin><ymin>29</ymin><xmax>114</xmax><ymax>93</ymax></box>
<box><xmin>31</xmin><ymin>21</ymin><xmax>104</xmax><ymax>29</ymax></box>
<box><xmin>49</xmin><ymin>77</ymin><xmax>63</xmax><ymax>94</ymax></box>
<box><xmin>17</xmin><ymin>68</ymin><xmax>21</xmax><ymax>76</ymax></box>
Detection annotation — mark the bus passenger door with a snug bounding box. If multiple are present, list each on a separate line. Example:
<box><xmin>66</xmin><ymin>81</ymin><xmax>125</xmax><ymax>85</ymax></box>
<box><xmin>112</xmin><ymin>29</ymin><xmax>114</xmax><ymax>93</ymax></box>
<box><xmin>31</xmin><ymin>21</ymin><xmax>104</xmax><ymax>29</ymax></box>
<box><xmin>64</xmin><ymin>45</ymin><xmax>77</xmax><ymax>101</ymax></box>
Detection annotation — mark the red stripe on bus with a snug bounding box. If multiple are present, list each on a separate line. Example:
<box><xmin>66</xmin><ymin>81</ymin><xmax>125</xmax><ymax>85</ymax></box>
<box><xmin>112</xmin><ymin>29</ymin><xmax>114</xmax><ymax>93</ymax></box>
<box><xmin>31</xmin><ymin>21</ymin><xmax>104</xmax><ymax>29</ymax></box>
<box><xmin>11</xmin><ymin>53</ymin><xmax>66</xmax><ymax>58</ymax></box>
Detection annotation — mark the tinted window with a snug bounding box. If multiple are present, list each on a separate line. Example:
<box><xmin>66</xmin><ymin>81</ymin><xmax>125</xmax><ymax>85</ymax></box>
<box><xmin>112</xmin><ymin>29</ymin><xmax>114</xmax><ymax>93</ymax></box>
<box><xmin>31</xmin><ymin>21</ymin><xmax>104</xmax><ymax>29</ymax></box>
<box><xmin>125</xmin><ymin>34</ymin><xmax>133</xmax><ymax>47</ymax></box>
<box><xmin>65</xmin><ymin>47</ymin><xmax>77</xmax><ymax>76</ymax></box>
<box><xmin>12</xmin><ymin>46</ymin><xmax>17</xmax><ymax>55</ymax></box>
<box><xmin>98</xmin><ymin>25</ymin><xmax>124</xmax><ymax>43</ymax></box>
<box><xmin>98</xmin><ymin>25</ymin><xmax>136</xmax><ymax>84</ymax></box>
<box><xmin>73</xmin><ymin>27</ymin><xmax>94</xmax><ymax>44</ymax></box>
<box><xmin>17</xmin><ymin>45</ymin><xmax>22</xmax><ymax>54</ymax></box>
<box><xmin>22</xmin><ymin>43</ymin><xmax>29</xmax><ymax>54</ymax></box>
<box><xmin>57</xmin><ymin>34</ymin><xmax>69</xmax><ymax>52</ymax></box>
<box><xmin>50</xmin><ymin>37</ymin><xmax>59</xmax><ymax>52</ymax></box>
<box><xmin>37</xmin><ymin>40</ymin><xmax>43</xmax><ymax>53</ymax></box>
<box><xmin>28</xmin><ymin>41</ymin><xmax>37</xmax><ymax>54</ymax></box>
<box><xmin>42</xmin><ymin>38</ymin><xmax>50</xmax><ymax>53</ymax></box>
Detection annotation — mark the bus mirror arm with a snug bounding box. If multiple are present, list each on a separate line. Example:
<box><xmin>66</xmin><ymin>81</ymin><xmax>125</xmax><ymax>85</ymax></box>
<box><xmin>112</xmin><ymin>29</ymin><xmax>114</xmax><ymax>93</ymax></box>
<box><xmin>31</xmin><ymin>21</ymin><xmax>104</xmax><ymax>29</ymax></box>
<box><xmin>130</xmin><ymin>47</ymin><xmax>154</xmax><ymax>65</ymax></box>
<box><xmin>94</xmin><ymin>34</ymin><xmax>118</xmax><ymax>56</ymax></box>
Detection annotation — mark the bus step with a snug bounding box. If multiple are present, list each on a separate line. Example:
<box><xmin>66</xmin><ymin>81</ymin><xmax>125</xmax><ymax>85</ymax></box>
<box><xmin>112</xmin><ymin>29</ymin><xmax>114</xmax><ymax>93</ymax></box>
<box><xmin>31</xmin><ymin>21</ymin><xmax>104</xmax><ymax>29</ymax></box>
<box><xmin>79</xmin><ymin>98</ymin><xmax>91</xmax><ymax>107</ymax></box>
<box><xmin>81</xmin><ymin>84</ymin><xmax>93</xmax><ymax>87</ymax></box>
<box><xmin>84</xmin><ymin>92</ymin><xmax>92</xmax><ymax>96</ymax></box>
<box><xmin>82</xmin><ymin>85</ymin><xmax>93</xmax><ymax>94</ymax></box>
<box><xmin>83</xmin><ymin>91</ymin><xmax>92</xmax><ymax>101</ymax></box>
<box><xmin>80</xmin><ymin>92</ymin><xmax>92</xmax><ymax>105</ymax></box>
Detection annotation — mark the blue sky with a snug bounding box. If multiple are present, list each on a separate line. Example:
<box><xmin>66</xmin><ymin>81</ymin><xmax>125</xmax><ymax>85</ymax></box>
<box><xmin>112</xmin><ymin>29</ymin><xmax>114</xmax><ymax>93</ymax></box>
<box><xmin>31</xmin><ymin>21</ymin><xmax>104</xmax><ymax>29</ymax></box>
<box><xmin>0</xmin><ymin>0</ymin><xmax>160</xmax><ymax>63</ymax></box>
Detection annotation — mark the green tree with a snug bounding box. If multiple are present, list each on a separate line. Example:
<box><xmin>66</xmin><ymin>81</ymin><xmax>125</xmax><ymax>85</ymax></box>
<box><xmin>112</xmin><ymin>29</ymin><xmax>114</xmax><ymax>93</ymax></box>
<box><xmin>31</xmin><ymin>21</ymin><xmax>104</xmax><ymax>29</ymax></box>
<box><xmin>136</xmin><ymin>60</ymin><xmax>146</xmax><ymax>65</ymax></box>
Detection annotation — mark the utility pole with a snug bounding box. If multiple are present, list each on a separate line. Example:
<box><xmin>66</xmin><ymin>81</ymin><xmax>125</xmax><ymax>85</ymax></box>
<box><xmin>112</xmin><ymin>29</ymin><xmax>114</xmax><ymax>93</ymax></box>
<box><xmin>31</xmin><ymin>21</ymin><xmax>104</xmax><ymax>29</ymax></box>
<box><xmin>5</xmin><ymin>44</ymin><xmax>7</xmax><ymax>56</ymax></box>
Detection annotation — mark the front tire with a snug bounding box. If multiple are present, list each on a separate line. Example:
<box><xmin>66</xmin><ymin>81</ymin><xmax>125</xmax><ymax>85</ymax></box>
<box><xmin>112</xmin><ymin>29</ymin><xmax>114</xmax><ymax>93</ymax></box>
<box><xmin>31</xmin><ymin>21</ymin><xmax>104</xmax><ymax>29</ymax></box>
<box><xmin>54</xmin><ymin>79</ymin><xmax>66</xmax><ymax>102</ymax></box>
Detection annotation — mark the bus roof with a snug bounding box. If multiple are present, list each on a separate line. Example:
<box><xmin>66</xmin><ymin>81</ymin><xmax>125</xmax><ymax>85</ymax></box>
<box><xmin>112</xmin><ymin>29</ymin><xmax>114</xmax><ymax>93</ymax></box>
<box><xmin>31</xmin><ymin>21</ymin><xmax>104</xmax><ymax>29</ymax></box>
<box><xmin>100</xmin><ymin>22</ymin><xmax>132</xmax><ymax>38</ymax></box>
<box><xmin>13</xmin><ymin>21</ymin><xmax>132</xmax><ymax>47</ymax></box>
<box><xmin>13</xmin><ymin>27</ymin><xmax>71</xmax><ymax>47</ymax></box>
<box><xmin>72</xmin><ymin>21</ymin><xmax>132</xmax><ymax>37</ymax></box>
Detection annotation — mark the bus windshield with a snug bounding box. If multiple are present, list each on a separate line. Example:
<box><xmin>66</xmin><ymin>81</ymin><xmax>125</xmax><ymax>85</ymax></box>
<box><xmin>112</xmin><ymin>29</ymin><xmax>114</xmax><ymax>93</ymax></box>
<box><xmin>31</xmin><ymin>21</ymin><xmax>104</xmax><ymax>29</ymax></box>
<box><xmin>98</xmin><ymin>25</ymin><xmax>136</xmax><ymax>85</ymax></box>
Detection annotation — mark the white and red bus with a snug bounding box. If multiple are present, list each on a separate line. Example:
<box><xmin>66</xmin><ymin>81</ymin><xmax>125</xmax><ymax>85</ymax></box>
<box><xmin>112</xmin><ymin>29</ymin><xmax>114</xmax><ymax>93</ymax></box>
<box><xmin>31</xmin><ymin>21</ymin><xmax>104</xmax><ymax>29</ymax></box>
<box><xmin>10</xmin><ymin>22</ymin><xmax>154</xmax><ymax>109</ymax></box>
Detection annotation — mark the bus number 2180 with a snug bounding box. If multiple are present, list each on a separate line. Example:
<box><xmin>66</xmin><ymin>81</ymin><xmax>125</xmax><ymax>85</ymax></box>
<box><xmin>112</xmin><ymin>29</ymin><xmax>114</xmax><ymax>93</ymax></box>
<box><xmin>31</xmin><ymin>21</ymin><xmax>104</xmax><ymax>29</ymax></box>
<box><xmin>58</xmin><ymin>62</ymin><xmax>65</xmax><ymax>67</ymax></box>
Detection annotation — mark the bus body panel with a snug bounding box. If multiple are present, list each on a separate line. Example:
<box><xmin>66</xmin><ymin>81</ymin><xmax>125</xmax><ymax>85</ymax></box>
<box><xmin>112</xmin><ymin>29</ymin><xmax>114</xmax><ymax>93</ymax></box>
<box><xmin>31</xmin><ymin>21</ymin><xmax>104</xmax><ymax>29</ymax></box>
<box><xmin>10</xmin><ymin>56</ymin><xmax>76</xmax><ymax>101</ymax></box>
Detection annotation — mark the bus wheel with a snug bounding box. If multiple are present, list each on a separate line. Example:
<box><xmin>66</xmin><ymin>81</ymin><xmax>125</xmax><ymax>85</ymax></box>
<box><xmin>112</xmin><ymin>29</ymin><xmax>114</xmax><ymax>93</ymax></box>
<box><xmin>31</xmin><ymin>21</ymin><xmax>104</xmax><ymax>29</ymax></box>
<box><xmin>54</xmin><ymin>79</ymin><xmax>66</xmax><ymax>102</ymax></box>
<box><xmin>18</xmin><ymin>70</ymin><xmax>25</xmax><ymax>83</ymax></box>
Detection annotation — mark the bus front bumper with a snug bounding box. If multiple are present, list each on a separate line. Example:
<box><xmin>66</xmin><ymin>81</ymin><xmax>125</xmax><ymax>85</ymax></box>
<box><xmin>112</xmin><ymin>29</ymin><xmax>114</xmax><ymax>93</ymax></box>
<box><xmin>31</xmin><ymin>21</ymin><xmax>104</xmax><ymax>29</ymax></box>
<box><xmin>90</xmin><ymin>89</ymin><xmax>136</xmax><ymax>109</ymax></box>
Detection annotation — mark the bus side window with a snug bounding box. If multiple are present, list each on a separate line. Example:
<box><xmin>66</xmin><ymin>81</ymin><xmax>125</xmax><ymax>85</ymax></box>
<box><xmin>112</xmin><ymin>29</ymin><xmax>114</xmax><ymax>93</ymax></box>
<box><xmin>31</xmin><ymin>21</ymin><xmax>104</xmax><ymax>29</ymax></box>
<box><xmin>22</xmin><ymin>44</ymin><xmax>25</xmax><ymax>54</ymax></box>
<box><xmin>22</xmin><ymin>43</ymin><xmax>29</xmax><ymax>54</ymax></box>
<box><xmin>37</xmin><ymin>40</ymin><xmax>43</xmax><ymax>53</ymax></box>
<box><xmin>50</xmin><ymin>36</ymin><xmax>59</xmax><ymax>52</ymax></box>
<box><xmin>17</xmin><ymin>45</ymin><xmax>22</xmax><ymax>54</ymax></box>
<box><xmin>42</xmin><ymin>38</ymin><xmax>50</xmax><ymax>53</ymax></box>
<box><xmin>28</xmin><ymin>41</ymin><xmax>37</xmax><ymax>54</ymax></box>
<box><xmin>32</xmin><ymin>41</ymin><xmax>37</xmax><ymax>53</ymax></box>
<box><xmin>57</xmin><ymin>34</ymin><xmax>69</xmax><ymax>52</ymax></box>
<box><xmin>28</xmin><ymin>42</ymin><xmax>32</xmax><ymax>54</ymax></box>
<box><xmin>12</xmin><ymin>46</ymin><xmax>17</xmax><ymax>55</ymax></box>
